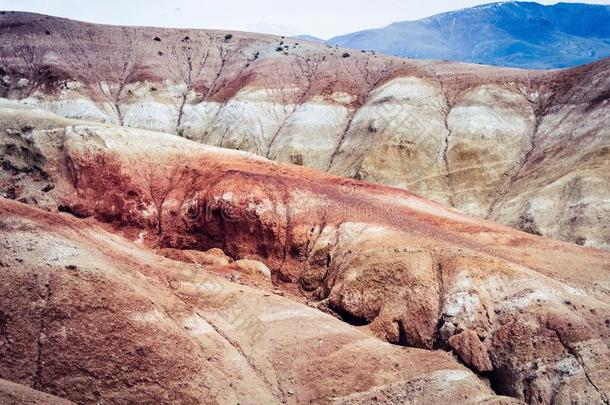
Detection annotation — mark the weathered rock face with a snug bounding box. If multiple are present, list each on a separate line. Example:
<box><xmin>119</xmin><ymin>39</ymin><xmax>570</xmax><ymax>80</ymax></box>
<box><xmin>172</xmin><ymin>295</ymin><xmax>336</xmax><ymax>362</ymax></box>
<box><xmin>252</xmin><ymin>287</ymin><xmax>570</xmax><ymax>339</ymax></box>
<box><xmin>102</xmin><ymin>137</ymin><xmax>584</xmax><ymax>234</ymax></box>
<box><xmin>444</xmin><ymin>85</ymin><xmax>535</xmax><ymax>217</ymax></box>
<box><xmin>330</xmin><ymin>76</ymin><xmax>452</xmax><ymax>205</ymax></box>
<box><xmin>2</xmin><ymin>105</ymin><xmax>609</xmax><ymax>404</ymax></box>
<box><xmin>448</xmin><ymin>330</ymin><xmax>493</xmax><ymax>373</ymax></box>
<box><xmin>1</xmin><ymin>12</ymin><xmax>609</xmax><ymax>250</ymax></box>
<box><xmin>0</xmin><ymin>198</ymin><xmax>516</xmax><ymax>405</ymax></box>
<box><xmin>486</xmin><ymin>62</ymin><xmax>610</xmax><ymax>250</ymax></box>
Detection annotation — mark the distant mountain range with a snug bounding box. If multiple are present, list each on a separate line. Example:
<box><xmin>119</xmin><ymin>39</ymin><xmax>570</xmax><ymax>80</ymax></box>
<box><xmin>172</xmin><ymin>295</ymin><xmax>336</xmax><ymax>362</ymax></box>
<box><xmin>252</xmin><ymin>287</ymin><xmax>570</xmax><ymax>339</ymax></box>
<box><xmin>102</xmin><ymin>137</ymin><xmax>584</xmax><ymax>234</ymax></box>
<box><xmin>293</xmin><ymin>34</ymin><xmax>325</xmax><ymax>43</ymax></box>
<box><xmin>324</xmin><ymin>1</ymin><xmax>610</xmax><ymax>69</ymax></box>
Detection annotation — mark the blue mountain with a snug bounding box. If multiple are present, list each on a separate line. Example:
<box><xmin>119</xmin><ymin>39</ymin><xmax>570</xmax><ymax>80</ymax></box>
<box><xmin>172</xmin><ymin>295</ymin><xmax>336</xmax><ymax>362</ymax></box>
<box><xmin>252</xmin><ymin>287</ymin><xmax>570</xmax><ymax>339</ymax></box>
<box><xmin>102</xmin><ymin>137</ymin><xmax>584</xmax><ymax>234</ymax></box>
<box><xmin>293</xmin><ymin>34</ymin><xmax>326</xmax><ymax>43</ymax></box>
<box><xmin>327</xmin><ymin>2</ymin><xmax>610</xmax><ymax>69</ymax></box>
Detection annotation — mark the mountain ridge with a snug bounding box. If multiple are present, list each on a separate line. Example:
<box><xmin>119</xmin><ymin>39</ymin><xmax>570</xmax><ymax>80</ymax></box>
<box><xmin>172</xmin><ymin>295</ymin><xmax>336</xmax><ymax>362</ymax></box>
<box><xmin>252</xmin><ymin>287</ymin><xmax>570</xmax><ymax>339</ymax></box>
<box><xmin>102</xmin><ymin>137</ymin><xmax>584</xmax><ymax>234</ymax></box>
<box><xmin>327</xmin><ymin>1</ymin><xmax>610</xmax><ymax>69</ymax></box>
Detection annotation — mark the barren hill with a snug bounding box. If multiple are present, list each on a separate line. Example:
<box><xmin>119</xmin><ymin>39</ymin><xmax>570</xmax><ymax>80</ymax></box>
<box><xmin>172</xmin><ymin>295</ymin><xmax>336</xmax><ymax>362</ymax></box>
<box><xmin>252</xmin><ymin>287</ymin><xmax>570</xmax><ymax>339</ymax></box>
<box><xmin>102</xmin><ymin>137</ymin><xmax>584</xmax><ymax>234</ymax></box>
<box><xmin>1</xmin><ymin>100</ymin><xmax>609</xmax><ymax>404</ymax></box>
<box><xmin>3</xmin><ymin>195</ymin><xmax>519</xmax><ymax>404</ymax></box>
<box><xmin>0</xmin><ymin>12</ymin><xmax>609</xmax><ymax>250</ymax></box>
<box><xmin>1</xmin><ymin>12</ymin><xmax>610</xmax><ymax>404</ymax></box>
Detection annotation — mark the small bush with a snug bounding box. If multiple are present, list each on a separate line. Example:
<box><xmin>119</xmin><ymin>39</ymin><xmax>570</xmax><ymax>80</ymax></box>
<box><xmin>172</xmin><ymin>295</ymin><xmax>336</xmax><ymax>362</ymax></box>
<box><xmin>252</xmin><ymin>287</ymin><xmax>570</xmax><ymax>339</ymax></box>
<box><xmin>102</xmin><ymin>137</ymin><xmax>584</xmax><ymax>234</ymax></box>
<box><xmin>276</xmin><ymin>47</ymin><xmax>283</xmax><ymax>52</ymax></box>
<box><xmin>153</xmin><ymin>36</ymin><xmax>161</xmax><ymax>42</ymax></box>
<box><xmin>42</xmin><ymin>184</ymin><xmax>54</xmax><ymax>193</ymax></box>
<box><xmin>45</xmin><ymin>30</ymin><xmax>51</xmax><ymax>35</ymax></box>
<box><xmin>225</xmin><ymin>34</ymin><xmax>233</xmax><ymax>41</ymax></box>
<box><xmin>342</xmin><ymin>52</ymin><xmax>350</xmax><ymax>58</ymax></box>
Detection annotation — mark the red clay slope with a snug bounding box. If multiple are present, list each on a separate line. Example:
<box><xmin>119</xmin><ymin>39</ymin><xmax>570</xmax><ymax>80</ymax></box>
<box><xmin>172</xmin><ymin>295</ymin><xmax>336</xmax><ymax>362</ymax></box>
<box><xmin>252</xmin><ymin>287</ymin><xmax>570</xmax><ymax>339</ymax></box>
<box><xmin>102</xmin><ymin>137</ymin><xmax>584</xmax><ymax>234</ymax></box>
<box><xmin>0</xmin><ymin>197</ymin><xmax>521</xmax><ymax>404</ymax></box>
<box><xmin>1</xmin><ymin>105</ymin><xmax>609</xmax><ymax>403</ymax></box>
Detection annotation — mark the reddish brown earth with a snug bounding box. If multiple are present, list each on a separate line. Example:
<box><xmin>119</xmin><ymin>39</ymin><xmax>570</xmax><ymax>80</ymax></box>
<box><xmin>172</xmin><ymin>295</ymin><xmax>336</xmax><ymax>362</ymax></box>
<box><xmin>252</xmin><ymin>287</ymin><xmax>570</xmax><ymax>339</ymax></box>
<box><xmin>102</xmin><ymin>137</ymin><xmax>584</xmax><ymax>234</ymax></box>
<box><xmin>1</xmin><ymin>196</ymin><xmax>521</xmax><ymax>405</ymax></box>
<box><xmin>0</xmin><ymin>378</ymin><xmax>75</xmax><ymax>405</ymax></box>
<box><xmin>1</xmin><ymin>104</ymin><xmax>609</xmax><ymax>404</ymax></box>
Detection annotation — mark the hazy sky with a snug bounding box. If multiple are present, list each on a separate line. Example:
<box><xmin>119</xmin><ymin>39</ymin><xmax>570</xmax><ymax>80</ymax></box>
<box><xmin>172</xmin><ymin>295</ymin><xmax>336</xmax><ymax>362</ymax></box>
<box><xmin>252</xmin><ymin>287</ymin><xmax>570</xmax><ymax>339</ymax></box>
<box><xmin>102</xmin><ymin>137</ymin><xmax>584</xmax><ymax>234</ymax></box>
<box><xmin>1</xmin><ymin>0</ymin><xmax>609</xmax><ymax>39</ymax></box>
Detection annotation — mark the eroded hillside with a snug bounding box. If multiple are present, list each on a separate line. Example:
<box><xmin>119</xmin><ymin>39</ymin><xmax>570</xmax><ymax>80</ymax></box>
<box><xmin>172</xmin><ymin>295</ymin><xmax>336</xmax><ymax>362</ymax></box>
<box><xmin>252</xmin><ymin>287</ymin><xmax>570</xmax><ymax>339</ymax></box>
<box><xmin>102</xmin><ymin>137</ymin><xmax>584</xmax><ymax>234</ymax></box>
<box><xmin>3</xmin><ymin>198</ymin><xmax>521</xmax><ymax>404</ymax></box>
<box><xmin>1</xmin><ymin>102</ymin><xmax>609</xmax><ymax>404</ymax></box>
<box><xmin>1</xmin><ymin>12</ymin><xmax>609</xmax><ymax>250</ymax></box>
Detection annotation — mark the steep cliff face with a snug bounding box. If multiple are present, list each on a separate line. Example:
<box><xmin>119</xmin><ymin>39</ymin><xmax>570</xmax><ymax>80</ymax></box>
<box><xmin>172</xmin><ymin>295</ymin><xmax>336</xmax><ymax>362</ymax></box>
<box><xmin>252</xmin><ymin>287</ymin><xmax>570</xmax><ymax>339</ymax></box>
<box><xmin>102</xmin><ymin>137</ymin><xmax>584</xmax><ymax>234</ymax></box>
<box><xmin>1</xmin><ymin>103</ymin><xmax>609</xmax><ymax>404</ymax></box>
<box><xmin>1</xmin><ymin>12</ymin><xmax>609</xmax><ymax>250</ymax></box>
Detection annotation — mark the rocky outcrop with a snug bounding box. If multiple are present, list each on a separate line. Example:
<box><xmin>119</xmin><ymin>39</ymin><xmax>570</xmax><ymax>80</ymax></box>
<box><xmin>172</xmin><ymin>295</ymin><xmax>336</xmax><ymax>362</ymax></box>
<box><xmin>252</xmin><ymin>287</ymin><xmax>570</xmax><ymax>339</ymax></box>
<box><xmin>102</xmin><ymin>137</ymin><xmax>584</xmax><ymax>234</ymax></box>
<box><xmin>157</xmin><ymin>247</ymin><xmax>233</xmax><ymax>266</ymax></box>
<box><xmin>2</xmin><ymin>105</ymin><xmax>609</xmax><ymax>404</ymax></box>
<box><xmin>1</xmin><ymin>12</ymin><xmax>609</xmax><ymax>250</ymax></box>
<box><xmin>231</xmin><ymin>259</ymin><xmax>272</xmax><ymax>279</ymax></box>
<box><xmin>448</xmin><ymin>330</ymin><xmax>494</xmax><ymax>373</ymax></box>
<box><xmin>0</xmin><ymin>197</ymin><xmax>516</xmax><ymax>404</ymax></box>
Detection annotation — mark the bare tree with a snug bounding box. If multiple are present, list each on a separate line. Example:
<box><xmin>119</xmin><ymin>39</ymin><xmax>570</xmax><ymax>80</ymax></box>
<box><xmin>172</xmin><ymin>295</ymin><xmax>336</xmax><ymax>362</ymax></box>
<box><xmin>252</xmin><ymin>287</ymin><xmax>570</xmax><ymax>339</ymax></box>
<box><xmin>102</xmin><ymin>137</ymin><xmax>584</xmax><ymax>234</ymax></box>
<box><xmin>229</xmin><ymin>70</ymin><xmax>299</xmax><ymax>156</ymax></box>
<box><xmin>209</xmin><ymin>101</ymin><xmax>267</xmax><ymax>155</ymax></box>
<box><xmin>236</xmin><ymin>110</ymin><xmax>268</xmax><ymax>155</ymax></box>
<box><xmin>163</xmin><ymin>32</ymin><xmax>212</xmax><ymax>132</ymax></box>
<box><xmin>260</xmin><ymin>75</ymin><xmax>295</xmax><ymax>126</ymax></box>
<box><xmin>0</xmin><ymin>32</ymin><xmax>48</xmax><ymax>98</ymax></box>
<box><xmin>351</xmin><ymin>57</ymin><xmax>394</xmax><ymax>99</ymax></box>
<box><xmin>204</xmin><ymin>34</ymin><xmax>241</xmax><ymax>100</ymax></box>
<box><xmin>264</xmin><ymin>53</ymin><xmax>326</xmax><ymax>157</ymax></box>
<box><xmin>58</xmin><ymin>25</ymin><xmax>144</xmax><ymax>126</ymax></box>
<box><xmin>197</xmin><ymin>39</ymin><xmax>260</xmax><ymax>139</ymax></box>
<box><xmin>325</xmin><ymin>56</ymin><xmax>395</xmax><ymax>170</ymax></box>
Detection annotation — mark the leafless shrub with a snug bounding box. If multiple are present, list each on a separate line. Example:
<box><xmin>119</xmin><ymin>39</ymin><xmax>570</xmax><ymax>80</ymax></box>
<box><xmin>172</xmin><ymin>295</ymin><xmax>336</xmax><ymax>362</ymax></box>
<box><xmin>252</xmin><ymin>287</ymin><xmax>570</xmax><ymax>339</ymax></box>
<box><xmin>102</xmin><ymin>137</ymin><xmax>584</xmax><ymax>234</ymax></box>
<box><xmin>264</xmin><ymin>53</ymin><xmax>327</xmax><ymax>157</ymax></box>
<box><xmin>196</xmin><ymin>40</ymin><xmax>262</xmax><ymax>139</ymax></box>
<box><xmin>58</xmin><ymin>25</ymin><xmax>144</xmax><ymax>125</ymax></box>
<box><xmin>326</xmin><ymin>56</ymin><xmax>396</xmax><ymax>169</ymax></box>
<box><xmin>162</xmin><ymin>32</ymin><xmax>212</xmax><ymax>131</ymax></box>
<box><xmin>0</xmin><ymin>31</ymin><xmax>49</xmax><ymax>97</ymax></box>
<box><xmin>204</xmin><ymin>34</ymin><xmax>241</xmax><ymax>100</ymax></box>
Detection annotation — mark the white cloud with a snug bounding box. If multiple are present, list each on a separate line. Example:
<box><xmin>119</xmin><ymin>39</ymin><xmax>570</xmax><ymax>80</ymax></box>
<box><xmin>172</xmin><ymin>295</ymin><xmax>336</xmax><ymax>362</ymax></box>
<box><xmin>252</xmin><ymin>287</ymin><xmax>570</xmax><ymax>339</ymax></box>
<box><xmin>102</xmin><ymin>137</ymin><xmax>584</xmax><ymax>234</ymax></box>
<box><xmin>245</xmin><ymin>22</ymin><xmax>300</xmax><ymax>37</ymax></box>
